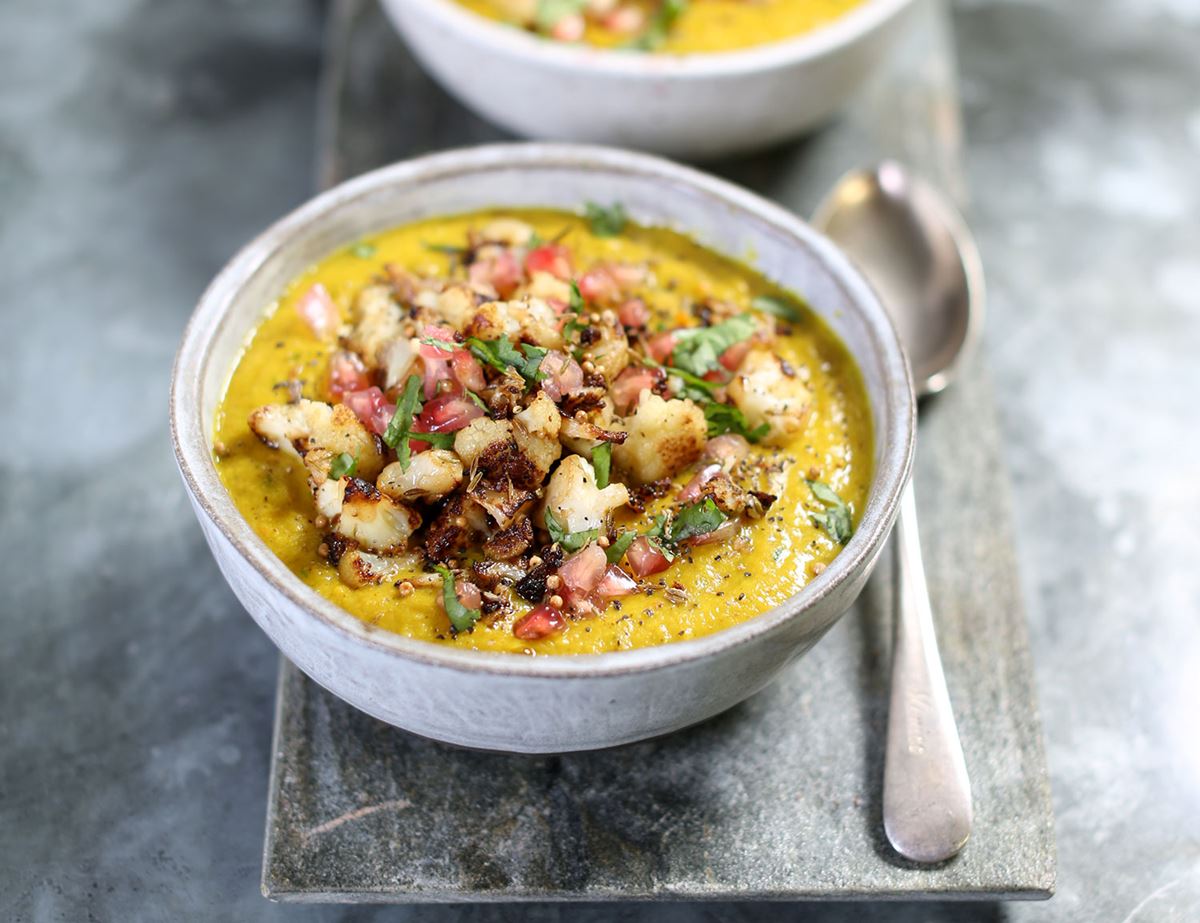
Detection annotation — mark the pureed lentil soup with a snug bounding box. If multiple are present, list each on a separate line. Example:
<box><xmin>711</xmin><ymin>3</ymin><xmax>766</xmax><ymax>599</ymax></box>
<box><xmin>457</xmin><ymin>0</ymin><xmax>865</xmax><ymax>54</ymax></box>
<box><xmin>213</xmin><ymin>207</ymin><xmax>872</xmax><ymax>654</ymax></box>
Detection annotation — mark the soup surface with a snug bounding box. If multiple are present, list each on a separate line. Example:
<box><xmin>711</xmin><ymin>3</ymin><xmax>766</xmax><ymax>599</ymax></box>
<box><xmin>214</xmin><ymin>207</ymin><xmax>871</xmax><ymax>654</ymax></box>
<box><xmin>456</xmin><ymin>0</ymin><xmax>865</xmax><ymax>54</ymax></box>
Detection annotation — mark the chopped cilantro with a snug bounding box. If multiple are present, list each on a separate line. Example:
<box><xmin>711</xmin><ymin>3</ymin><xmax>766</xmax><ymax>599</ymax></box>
<box><xmin>592</xmin><ymin>442</ymin><xmax>612</xmax><ymax>489</ymax></box>
<box><xmin>605</xmin><ymin>513</ymin><xmax>673</xmax><ymax>565</ymax></box>
<box><xmin>328</xmin><ymin>452</ymin><xmax>357</xmax><ymax>479</ymax></box>
<box><xmin>806</xmin><ymin>480</ymin><xmax>854</xmax><ymax>544</ymax></box>
<box><xmin>465</xmin><ymin>335</ymin><xmax>546</xmax><ymax>387</ymax></box>
<box><xmin>584</xmin><ymin>201</ymin><xmax>627</xmax><ymax>237</ymax></box>
<box><xmin>562</xmin><ymin>280</ymin><xmax>588</xmax><ymax>347</ymax></box>
<box><xmin>628</xmin><ymin>0</ymin><xmax>688</xmax><ymax>50</ymax></box>
<box><xmin>349</xmin><ymin>241</ymin><xmax>376</xmax><ymax>259</ymax></box>
<box><xmin>423</xmin><ymin>241</ymin><xmax>468</xmax><ymax>257</ymax></box>
<box><xmin>433</xmin><ymin>564</ymin><xmax>482</xmax><ymax>633</ymax></box>
<box><xmin>605</xmin><ymin>531</ymin><xmax>637</xmax><ymax>564</ymax></box>
<box><xmin>536</xmin><ymin>0</ymin><xmax>587</xmax><ymax>30</ymax></box>
<box><xmin>703</xmin><ymin>401</ymin><xmax>770</xmax><ymax>442</ymax></box>
<box><xmin>670</xmin><ymin>313</ymin><xmax>757</xmax><ymax>378</ymax></box>
<box><xmin>669</xmin><ymin>497</ymin><xmax>727</xmax><ymax>544</ymax></box>
<box><xmin>383</xmin><ymin>375</ymin><xmax>454</xmax><ymax>470</ymax></box>
<box><xmin>643</xmin><ymin>357</ymin><xmax>716</xmax><ymax>402</ymax></box>
<box><xmin>751</xmin><ymin>294</ymin><xmax>803</xmax><ymax>322</ymax></box>
<box><xmin>544</xmin><ymin>508</ymin><xmax>599</xmax><ymax>553</ymax></box>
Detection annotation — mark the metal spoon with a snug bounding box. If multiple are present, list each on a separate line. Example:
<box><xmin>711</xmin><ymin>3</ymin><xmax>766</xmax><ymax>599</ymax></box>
<box><xmin>813</xmin><ymin>161</ymin><xmax>983</xmax><ymax>863</ymax></box>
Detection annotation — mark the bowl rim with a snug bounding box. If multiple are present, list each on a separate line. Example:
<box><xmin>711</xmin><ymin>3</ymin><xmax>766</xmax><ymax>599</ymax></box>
<box><xmin>169</xmin><ymin>142</ymin><xmax>914</xmax><ymax>679</ymax></box>
<box><xmin>395</xmin><ymin>0</ymin><xmax>916</xmax><ymax>78</ymax></box>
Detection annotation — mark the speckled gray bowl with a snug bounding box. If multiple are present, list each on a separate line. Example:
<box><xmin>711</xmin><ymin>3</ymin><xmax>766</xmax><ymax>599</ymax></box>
<box><xmin>170</xmin><ymin>143</ymin><xmax>914</xmax><ymax>753</ymax></box>
<box><xmin>383</xmin><ymin>0</ymin><xmax>916</xmax><ymax>159</ymax></box>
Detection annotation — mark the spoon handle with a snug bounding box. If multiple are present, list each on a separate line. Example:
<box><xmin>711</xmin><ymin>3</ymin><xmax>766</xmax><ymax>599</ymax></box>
<box><xmin>882</xmin><ymin>483</ymin><xmax>972</xmax><ymax>863</ymax></box>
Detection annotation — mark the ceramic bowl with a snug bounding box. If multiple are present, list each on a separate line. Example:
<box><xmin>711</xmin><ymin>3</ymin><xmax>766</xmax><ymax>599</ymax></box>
<box><xmin>381</xmin><ymin>0</ymin><xmax>915</xmax><ymax>159</ymax></box>
<box><xmin>170</xmin><ymin>143</ymin><xmax>914</xmax><ymax>753</ymax></box>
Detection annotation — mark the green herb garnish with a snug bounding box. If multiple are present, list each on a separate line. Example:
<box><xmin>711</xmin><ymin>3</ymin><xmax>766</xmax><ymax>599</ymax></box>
<box><xmin>466</xmin><ymin>335</ymin><xmax>547</xmax><ymax>387</ymax></box>
<box><xmin>670</xmin><ymin>313</ymin><xmax>757</xmax><ymax>378</ymax></box>
<box><xmin>584</xmin><ymin>201</ymin><xmax>627</xmax><ymax>237</ymax></box>
<box><xmin>806</xmin><ymin>480</ymin><xmax>854</xmax><ymax>544</ymax></box>
<box><xmin>349</xmin><ymin>241</ymin><xmax>376</xmax><ymax>259</ymax></box>
<box><xmin>605</xmin><ymin>530</ymin><xmax>638</xmax><ymax>564</ymax></box>
<box><xmin>419</xmin><ymin>336</ymin><xmax>455</xmax><ymax>352</ymax></box>
<box><xmin>669</xmin><ymin>497</ymin><xmax>727</xmax><ymax>544</ymax></box>
<box><xmin>605</xmin><ymin>513</ymin><xmax>673</xmax><ymax>565</ymax></box>
<box><xmin>544</xmin><ymin>508</ymin><xmax>599</xmax><ymax>553</ymax></box>
<box><xmin>628</xmin><ymin>0</ymin><xmax>689</xmax><ymax>50</ymax></box>
<box><xmin>592</xmin><ymin>442</ymin><xmax>612</xmax><ymax>489</ymax></box>
<box><xmin>562</xmin><ymin>280</ymin><xmax>588</xmax><ymax>347</ymax></box>
<box><xmin>383</xmin><ymin>375</ymin><xmax>455</xmax><ymax>469</ymax></box>
<box><xmin>328</xmin><ymin>452</ymin><xmax>358</xmax><ymax>479</ymax></box>
<box><xmin>750</xmin><ymin>294</ymin><xmax>803</xmax><ymax>322</ymax></box>
<box><xmin>535</xmin><ymin>0</ymin><xmax>588</xmax><ymax>30</ymax></box>
<box><xmin>383</xmin><ymin>375</ymin><xmax>423</xmax><ymax>469</ymax></box>
<box><xmin>434</xmin><ymin>564</ymin><xmax>482</xmax><ymax>633</ymax></box>
<box><xmin>465</xmin><ymin>390</ymin><xmax>488</xmax><ymax>410</ymax></box>
<box><xmin>423</xmin><ymin>241</ymin><xmax>469</xmax><ymax>257</ymax></box>
<box><xmin>703</xmin><ymin>402</ymin><xmax>770</xmax><ymax>443</ymax></box>
<box><xmin>643</xmin><ymin>357</ymin><xmax>716</xmax><ymax>402</ymax></box>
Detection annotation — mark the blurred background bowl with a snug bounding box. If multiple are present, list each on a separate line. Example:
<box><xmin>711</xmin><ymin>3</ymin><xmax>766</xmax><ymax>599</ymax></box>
<box><xmin>382</xmin><ymin>0</ymin><xmax>916</xmax><ymax>159</ymax></box>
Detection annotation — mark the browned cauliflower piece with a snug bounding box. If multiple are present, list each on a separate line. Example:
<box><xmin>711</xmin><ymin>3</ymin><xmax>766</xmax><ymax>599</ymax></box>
<box><xmin>452</xmin><ymin>417</ymin><xmax>514</xmax><ymax>471</ymax></box>
<box><xmin>346</xmin><ymin>284</ymin><xmax>405</xmax><ymax>367</ymax></box>
<box><xmin>611</xmin><ymin>392</ymin><xmax>706</xmax><ymax>485</ymax></box>
<box><xmin>467</xmin><ymin>297</ymin><xmax>564</xmax><ymax>350</ymax></box>
<box><xmin>336</xmin><ymin>548</ymin><xmax>420</xmax><ymax>589</ymax></box>
<box><xmin>479</xmin><ymin>217</ymin><xmax>535</xmax><ymax>247</ymax></box>
<box><xmin>539</xmin><ymin>455</ymin><xmax>630</xmax><ymax>535</ymax></box>
<box><xmin>512</xmin><ymin>392</ymin><xmax>563</xmax><ymax>484</ymax></box>
<box><xmin>335</xmin><ymin>478</ymin><xmax>421</xmax><ymax>554</ymax></box>
<box><xmin>726</xmin><ymin>349</ymin><xmax>813</xmax><ymax>446</ymax></box>
<box><xmin>527</xmin><ymin>271</ymin><xmax>572</xmax><ymax>304</ymax></box>
<box><xmin>580</xmin><ymin>312</ymin><xmax>630</xmax><ymax>383</ymax></box>
<box><xmin>248</xmin><ymin>400</ymin><xmax>384</xmax><ymax>484</ymax></box>
<box><xmin>377</xmin><ymin>451</ymin><xmax>464</xmax><ymax>502</ymax></box>
<box><xmin>379</xmin><ymin>337</ymin><xmax>419</xmax><ymax>390</ymax></box>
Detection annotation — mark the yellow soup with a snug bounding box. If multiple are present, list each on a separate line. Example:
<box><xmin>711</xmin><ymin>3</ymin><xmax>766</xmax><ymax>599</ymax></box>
<box><xmin>458</xmin><ymin>0</ymin><xmax>866</xmax><ymax>54</ymax></box>
<box><xmin>214</xmin><ymin>208</ymin><xmax>871</xmax><ymax>654</ymax></box>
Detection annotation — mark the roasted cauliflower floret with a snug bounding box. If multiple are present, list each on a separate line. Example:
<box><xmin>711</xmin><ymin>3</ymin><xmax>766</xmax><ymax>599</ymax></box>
<box><xmin>467</xmin><ymin>297</ymin><xmax>564</xmax><ymax>350</ymax></box>
<box><xmin>336</xmin><ymin>548</ymin><xmax>416</xmax><ymax>589</ymax></box>
<box><xmin>612</xmin><ymin>392</ymin><xmax>707</xmax><ymax>485</ymax></box>
<box><xmin>479</xmin><ymin>217</ymin><xmax>535</xmax><ymax>247</ymax></box>
<box><xmin>540</xmin><ymin>455</ymin><xmax>630</xmax><ymax>535</ymax></box>
<box><xmin>346</xmin><ymin>284</ymin><xmax>405</xmax><ymax>367</ymax></box>
<box><xmin>559</xmin><ymin>396</ymin><xmax>621</xmax><ymax>456</ymax></box>
<box><xmin>726</xmin><ymin>349</ymin><xmax>813</xmax><ymax>446</ymax></box>
<box><xmin>512</xmin><ymin>392</ymin><xmax>563</xmax><ymax>483</ymax></box>
<box><xmin>335</xmin><ymin>478</ymin><xmax>421</xmax><ymax>554</ymax></box>
<box><xmin>380</xmin><ymin>337</ymin><xmax>419</xmax><ymax>390</ymax></box>
<box><xmin>453</xmin><ymin>417</ymin><xmax>514</xmax><ymax>470</ymax></box>
<box><xmin>377</xmin><ymin>451</ymin><xmax>464</xmax><ymax>502</ymax></box>
<box><xmin>527</xmin><ymin>271</ymin><xmax>572</xmax><ymax>304</ymax></box>
<box><xmin>580</xmin><ymin>313</ymin><xmax>630</xmax><ymax>383</ymax></box>
<box><xmin>314</xmin><ymin>476</ymin><xmax>346</xmax><ymax>519</ymax></box>
<box><xmin>248</xmin><ymin>400</ymin><xmax>384</xmax><ymax>484</ymax></box>
<box><xmin>434</xmin><ymin>284</ymin><xmax>479</xmax><ymax>332</ymax></box>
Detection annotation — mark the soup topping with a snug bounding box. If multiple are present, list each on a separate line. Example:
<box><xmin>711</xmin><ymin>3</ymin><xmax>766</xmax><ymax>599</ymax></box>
<box><xmin>242</xmin><ymin>208</ymin><xmax>850</xmax><ymax>641</ymax></box>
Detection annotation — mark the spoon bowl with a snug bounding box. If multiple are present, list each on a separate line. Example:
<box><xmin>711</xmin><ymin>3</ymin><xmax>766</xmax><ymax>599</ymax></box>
<box><xmin>813</xmin><ymin>161</ymin><xmax>984</xmax><ymax>394</ymax></box>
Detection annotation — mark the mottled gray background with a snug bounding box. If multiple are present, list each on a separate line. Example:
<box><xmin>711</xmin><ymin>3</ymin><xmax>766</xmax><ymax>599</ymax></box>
<box><xmin>2</xmin><ymin>0</ymin><xmax>1198</xmax><ymax>921</ymax></box>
